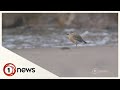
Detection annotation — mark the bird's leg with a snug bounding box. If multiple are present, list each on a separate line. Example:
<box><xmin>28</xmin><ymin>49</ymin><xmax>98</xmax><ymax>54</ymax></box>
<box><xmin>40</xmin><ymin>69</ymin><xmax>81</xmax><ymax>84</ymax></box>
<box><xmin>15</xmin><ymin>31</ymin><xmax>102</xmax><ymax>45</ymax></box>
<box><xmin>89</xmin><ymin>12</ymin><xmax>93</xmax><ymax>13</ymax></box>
<box><xmin>76</xmin><ymin>43</ymin><xmax>77</xmax><ymax>47</ymax></box>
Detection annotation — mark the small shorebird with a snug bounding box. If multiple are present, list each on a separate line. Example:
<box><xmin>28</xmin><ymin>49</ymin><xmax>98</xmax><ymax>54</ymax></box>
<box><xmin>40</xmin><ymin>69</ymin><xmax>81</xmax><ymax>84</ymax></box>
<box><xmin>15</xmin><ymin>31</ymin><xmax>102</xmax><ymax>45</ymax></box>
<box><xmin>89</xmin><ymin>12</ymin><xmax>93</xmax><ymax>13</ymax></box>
<box><xmin>67</xmin><ymin>32</ymin><xmax>87</xmax><ymax>47</ymax></box>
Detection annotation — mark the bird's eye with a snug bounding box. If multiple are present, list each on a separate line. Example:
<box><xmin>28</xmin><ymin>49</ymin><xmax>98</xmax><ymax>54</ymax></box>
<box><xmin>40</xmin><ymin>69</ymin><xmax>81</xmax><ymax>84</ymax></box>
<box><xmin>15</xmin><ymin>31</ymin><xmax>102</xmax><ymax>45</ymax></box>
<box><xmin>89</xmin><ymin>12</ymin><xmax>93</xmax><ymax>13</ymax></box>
<box><xmin>70</xmin><ymin>32</ymin><xmax>74</xmax><ymax>34</ymax></box>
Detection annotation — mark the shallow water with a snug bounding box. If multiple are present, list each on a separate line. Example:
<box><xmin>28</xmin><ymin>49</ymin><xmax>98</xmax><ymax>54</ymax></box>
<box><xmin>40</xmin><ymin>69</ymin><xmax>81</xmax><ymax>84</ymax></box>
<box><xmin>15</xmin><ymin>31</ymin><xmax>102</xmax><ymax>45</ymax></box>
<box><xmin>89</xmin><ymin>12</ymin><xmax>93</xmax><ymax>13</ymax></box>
<box><xmin>2</xmin><ymin>27</ymin><xmax>118</xmax><ymax>49</ymax></box>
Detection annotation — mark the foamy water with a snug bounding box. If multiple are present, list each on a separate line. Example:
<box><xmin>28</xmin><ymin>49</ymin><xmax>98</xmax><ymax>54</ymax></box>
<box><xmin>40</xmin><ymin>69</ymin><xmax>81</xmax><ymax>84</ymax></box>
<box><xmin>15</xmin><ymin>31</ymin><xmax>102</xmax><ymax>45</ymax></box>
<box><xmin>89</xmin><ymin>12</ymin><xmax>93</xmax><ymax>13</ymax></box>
<box><xmin>2</xmin><ymin>27</ymin><xmax>118</xmax><ymax>49</ymax></box>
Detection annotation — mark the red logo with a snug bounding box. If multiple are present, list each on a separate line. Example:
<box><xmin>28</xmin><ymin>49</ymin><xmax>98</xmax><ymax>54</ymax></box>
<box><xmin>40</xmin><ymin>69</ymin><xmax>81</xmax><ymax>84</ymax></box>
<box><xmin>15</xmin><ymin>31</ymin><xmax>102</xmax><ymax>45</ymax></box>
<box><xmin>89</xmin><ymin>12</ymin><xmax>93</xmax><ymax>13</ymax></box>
<box><xmin>3</xmin><ymin>63</ymin><xmax>16</xmax><ymax>76</ymax></box>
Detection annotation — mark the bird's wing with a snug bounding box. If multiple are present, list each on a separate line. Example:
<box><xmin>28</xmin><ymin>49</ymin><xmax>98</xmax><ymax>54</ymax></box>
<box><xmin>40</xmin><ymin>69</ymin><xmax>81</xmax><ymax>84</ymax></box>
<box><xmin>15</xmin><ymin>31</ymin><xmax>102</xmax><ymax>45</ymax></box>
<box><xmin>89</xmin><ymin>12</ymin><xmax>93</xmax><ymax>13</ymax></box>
<box><xmin>73</xmin><ymin>34</ymin><xmax>82</xmax><ymax>41</ymax></box>
<box><xmin>74</xmin><ymin>34</ymin><xmax>87</xmax><ymax>43</ymax></box>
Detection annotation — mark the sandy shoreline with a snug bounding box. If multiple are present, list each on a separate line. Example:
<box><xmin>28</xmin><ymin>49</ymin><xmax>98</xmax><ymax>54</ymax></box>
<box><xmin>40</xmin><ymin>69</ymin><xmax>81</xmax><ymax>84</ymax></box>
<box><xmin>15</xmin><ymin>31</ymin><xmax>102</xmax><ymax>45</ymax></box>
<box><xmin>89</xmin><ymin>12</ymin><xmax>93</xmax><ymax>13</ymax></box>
<box><xmin>11</xmin><ymin>46</ymin><xmax>118</xmax><ymax>77</ymax></box>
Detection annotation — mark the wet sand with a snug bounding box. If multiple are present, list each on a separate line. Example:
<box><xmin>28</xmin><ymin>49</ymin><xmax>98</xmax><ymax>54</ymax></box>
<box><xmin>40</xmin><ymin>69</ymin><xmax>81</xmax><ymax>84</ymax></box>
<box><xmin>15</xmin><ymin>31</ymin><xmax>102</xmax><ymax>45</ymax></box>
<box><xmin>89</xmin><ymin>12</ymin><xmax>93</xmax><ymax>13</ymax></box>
<box><xmin>11</xmin><ymin>46</ymin><xmax>118</xmax><ymax>77</ymax></box>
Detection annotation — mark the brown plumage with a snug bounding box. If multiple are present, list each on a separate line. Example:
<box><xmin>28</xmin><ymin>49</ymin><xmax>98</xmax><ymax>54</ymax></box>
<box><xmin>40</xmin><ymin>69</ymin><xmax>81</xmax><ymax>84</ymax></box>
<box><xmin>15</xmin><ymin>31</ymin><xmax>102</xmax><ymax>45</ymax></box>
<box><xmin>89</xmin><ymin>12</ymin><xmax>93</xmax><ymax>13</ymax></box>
<box><xmin>67</xmin><ymin>32</ymin><xmax>87</xmax><ymax>47</ymax></box>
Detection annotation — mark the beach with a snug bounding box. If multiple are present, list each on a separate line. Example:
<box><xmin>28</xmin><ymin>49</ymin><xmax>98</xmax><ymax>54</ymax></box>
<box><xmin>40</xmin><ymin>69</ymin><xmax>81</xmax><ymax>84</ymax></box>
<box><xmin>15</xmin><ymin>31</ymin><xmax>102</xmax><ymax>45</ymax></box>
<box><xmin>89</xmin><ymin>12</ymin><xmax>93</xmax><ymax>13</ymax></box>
<box><xmin>11</xmin><ymin>46</ymin><xmax>118</xmax><ymax>77</ymax></box>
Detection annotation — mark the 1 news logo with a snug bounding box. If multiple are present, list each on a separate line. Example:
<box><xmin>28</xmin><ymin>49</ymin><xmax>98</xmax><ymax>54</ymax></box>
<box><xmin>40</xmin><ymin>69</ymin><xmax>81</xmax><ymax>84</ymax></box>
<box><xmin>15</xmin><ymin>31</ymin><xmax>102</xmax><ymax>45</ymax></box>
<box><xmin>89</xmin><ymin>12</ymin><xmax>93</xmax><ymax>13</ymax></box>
<box><xmin>3</xmin><ymin>63</ymin><xmax>16</xmax><ymax>76</ymax></box>
<box><xmin>3</xmin><ymin>63</ymin><xmax>35</xmax><ymax>76</ymax></box>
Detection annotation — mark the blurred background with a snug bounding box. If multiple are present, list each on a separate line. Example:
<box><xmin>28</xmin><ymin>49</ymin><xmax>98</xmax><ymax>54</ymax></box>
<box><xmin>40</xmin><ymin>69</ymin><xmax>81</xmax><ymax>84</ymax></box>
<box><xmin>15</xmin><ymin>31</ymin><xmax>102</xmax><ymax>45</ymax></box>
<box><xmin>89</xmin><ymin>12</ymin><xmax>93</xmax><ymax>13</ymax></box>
<box><xmin>2</xmin><ymin>13</ymin><xmax>118</xmax><ymax>49</ymax></box>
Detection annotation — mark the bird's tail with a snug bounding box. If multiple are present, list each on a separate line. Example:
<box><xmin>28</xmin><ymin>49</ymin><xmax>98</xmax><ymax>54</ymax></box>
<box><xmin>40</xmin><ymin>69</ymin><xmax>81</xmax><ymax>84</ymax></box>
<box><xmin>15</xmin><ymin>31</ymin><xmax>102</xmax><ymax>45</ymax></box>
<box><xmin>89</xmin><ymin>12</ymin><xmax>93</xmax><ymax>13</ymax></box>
<box><xmin>83</xmin><ymin>40</ymin><xmax>87</xmax><ymax>44</ymax></box>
